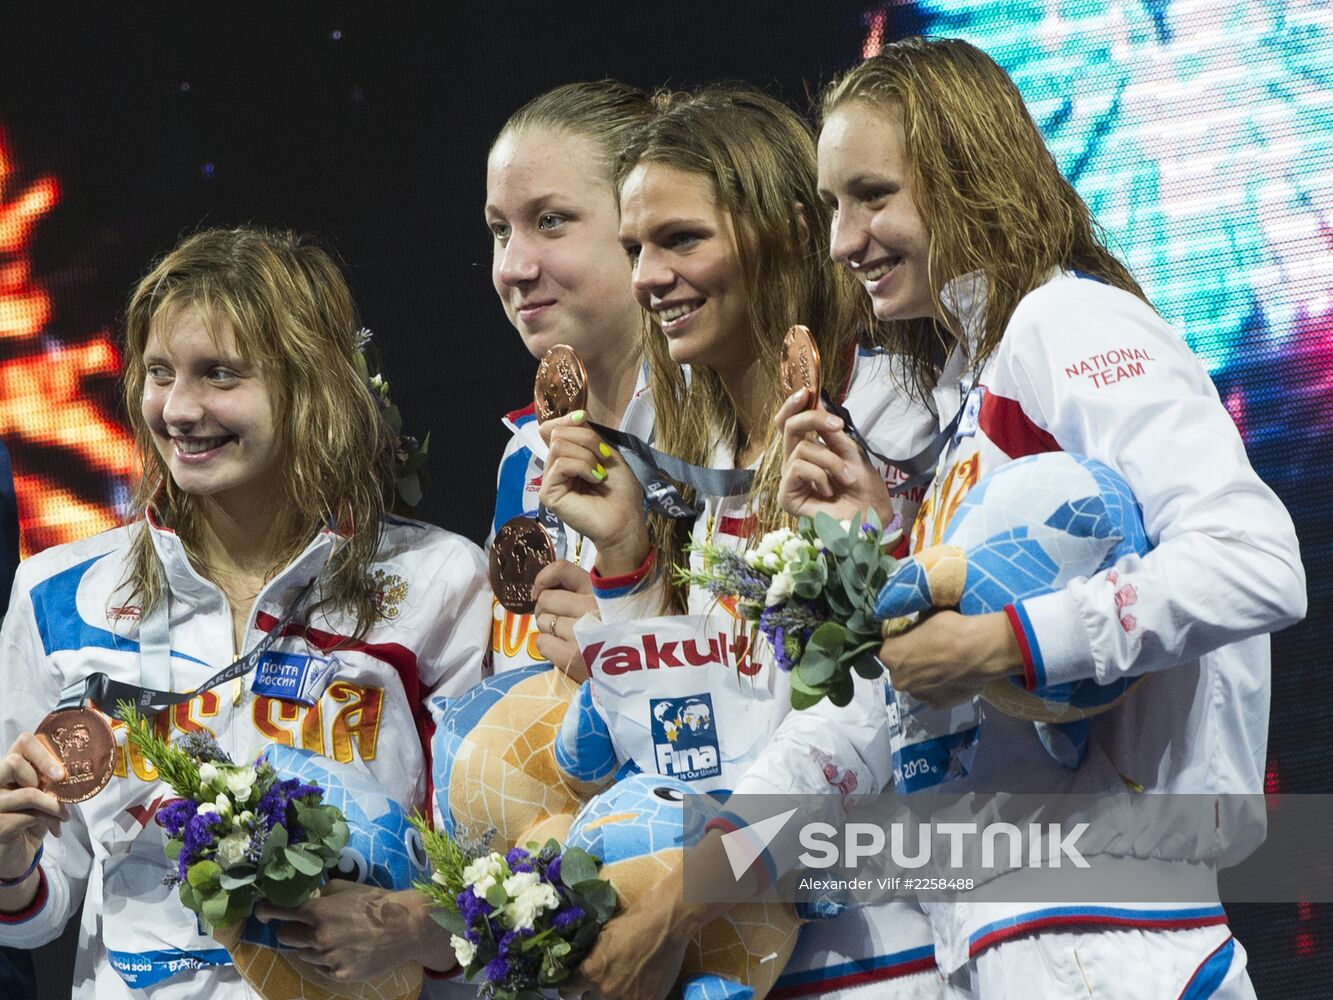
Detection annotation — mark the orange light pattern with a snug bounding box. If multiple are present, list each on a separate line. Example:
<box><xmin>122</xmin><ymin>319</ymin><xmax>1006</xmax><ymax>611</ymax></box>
<box><xmin>0</xmin><ymin>127</ymin><xmax>136</xmax><ymax>556</ymax></box>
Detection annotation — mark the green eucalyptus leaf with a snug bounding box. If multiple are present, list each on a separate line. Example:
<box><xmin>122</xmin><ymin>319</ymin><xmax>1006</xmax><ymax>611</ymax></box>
<box><xmin>809</xmin><ymin>621</ymin><xmax>846</xmax><ymax>654</ymax></box>
<box><xmin>851</xmin><ymin>650</ymin><xmax>886</xmax><ymax>679</ymax></box>
<box><xmin>165</xmin><ymin>839</ymin><xmax>183</xmax><ymax>862</ymax></box>
<box><xmin>431</xmin><ymin>907</ymin><xmax>467</xmax><ymax>936</ymax></box>
<box><xmin>283</xmin><ymin>847</ymin><xmax>324</xmax><ymax>877</ymax></box>
<box><xmin>790</xmin><ymin>686</ymin><xmax>825</xmax><ymax>710</ymax></box>
<box><xmin>828</xmin><ymin>674</ymin><xmax>855</xmax><ymax>708</ymax></box>
<box><xmin>560</xmin><ymin>848</ymin><xmax>599</xmax><ymax>887</ymax></box>
<box><xmin>485</xmin><ymin>883</ymin><xmax>509</xmax><ymax>909</ymax></box>
<box><xmin>219</xmin><ymin>869</ymin><xmax>257</xmax><ymax>891</ymax></box>
<box><xmin>200</xmin><ymin>889</ymin><xmax>232</xmax><ymax>928</ymax></box>
<box><xmin>796</xmin><ymin>654</ymin><xmax>836</xmax><ymax>687</ymax></box>
<box><xmin>187</xmin><ymin>861</ymin><xmax>221</xmax><ymax>892</ymax></box>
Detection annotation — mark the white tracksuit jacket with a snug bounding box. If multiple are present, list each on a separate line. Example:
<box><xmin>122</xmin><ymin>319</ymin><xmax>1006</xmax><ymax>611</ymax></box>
<box><xmin>903</xmin><ymin>270</ymin><xmax>1306</xmax><ymax>972</ymax></box>
<box><xmin>0</xmin><ymin>514</ymin><xmax>492</xmax><ymax>998</ymax></box>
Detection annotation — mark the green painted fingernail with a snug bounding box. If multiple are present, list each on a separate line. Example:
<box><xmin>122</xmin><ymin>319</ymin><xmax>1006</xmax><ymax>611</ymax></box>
<box><xmin>592</xmin><ymin>464</ymin><xmax>607</xmax><ymax>481</ymax></box>
<box><xmin>570</xmin><ymin>410</ymin><xmax>586</xmax><ymax>424</ymax></box>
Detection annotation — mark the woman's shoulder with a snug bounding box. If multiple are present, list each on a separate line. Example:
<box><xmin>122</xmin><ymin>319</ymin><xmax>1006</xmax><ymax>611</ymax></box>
<box><xmin>373</xmin><ymin>516</ymin><xmax>487</xmax><ymax>576</ymax></box>
<box><xmin>11</xmin><ymin>524</ymin><xmax>137</xmax><ymax>589</ymax></box>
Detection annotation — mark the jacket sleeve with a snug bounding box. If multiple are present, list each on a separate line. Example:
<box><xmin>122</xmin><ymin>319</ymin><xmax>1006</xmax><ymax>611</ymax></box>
<box><xmin>711</xmin><ymin>673</ymin><xmax>895</xmax><ymax>884</ymax></box>
<box><xmin>997</xmin><ymin>279</ymin><xmax>1306</xmax><ymax>690</ymax></box>
<box><xmin>0</xmin><ymin>569</ymin><xmax>92</xmax><ymax>948</ymax></box>
<box><xmin>416</xmin><ymin>533</ymin><xmax>495</xmax><ymax>718</ymax></box>
<box><xmin>589</xmin><ymin>549</ymin><xmax>667</xmax><ymax>623</ymax></box>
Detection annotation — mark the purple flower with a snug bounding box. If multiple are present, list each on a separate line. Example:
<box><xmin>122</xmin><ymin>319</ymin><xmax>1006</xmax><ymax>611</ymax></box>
<box><xmin>498</xmin><ymin>928</ymin><xmax>533</xmax><ymax>956</ymax></box>
<box><xmin>484</xmin><ymin>956</ymin><xmax>510</xmax><ymax>983</ymax></box>
<box><xmin>543</xmin><ymin>856</ymin><xmax>561</xmax><ymax>884</ymax></box>
<box><xmin>174</xmin><ymin>730</ymin><xmax>231</xmax><ymax>764</ymax></box>
<box><xmin>553</xmin><ymin>906</ymin><xmax>584</xmax><ymax>930</ymax></box>
<box><xmin>156</xmin><ymin>798</ymin><xmax>198</xmax><ymax>837</ymax></box>
<box><xmin>505</xmin><ymin>846</ymin><xmax>535</xmax><ymax>873</ymax></box>
<box><xmin>457</xmin><ymin>888</ymin><xmax>490</xmax><ymax>924</ymax></box>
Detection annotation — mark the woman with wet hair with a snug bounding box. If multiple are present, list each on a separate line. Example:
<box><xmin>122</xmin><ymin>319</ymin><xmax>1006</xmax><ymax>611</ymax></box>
<box><xmin>485</xmin><ymin>80</ymin><xmax>655</xmax><ymax>680</ymax></box>
<box><xmin>0</xmin><ymin>227</ymin><xmax>491</xmax><ymax>997</ymax></box>
<box><xmin>540</xmin><ymin>86</ymin><xmax>950</xmax><ymax>1000</ymax></box>
<box><xmin>777</xmin><ymin>37</ymin><xmax>1305</xmax><ymax>997</ymax></box>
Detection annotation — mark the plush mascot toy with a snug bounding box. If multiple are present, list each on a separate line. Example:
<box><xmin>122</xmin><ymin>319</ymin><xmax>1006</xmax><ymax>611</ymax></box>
<box><xmin>874</xmin><ymin>452</ymin><xmax>1152</xmax><ymax>766</ymax></box>
<box><xmin>431</xmin><ymin>670</ymin><xmax>799</xmax><ymax>1000</ymax></box>
<box><xmin>213</xmin><ymin>745</ymin><xmax>427</xmax><ymax>1000</ymax></box>
<box><xmin>564</xmin><ymin>774</ymin><xmax>799</xmax><ymax>1000</ymax></box>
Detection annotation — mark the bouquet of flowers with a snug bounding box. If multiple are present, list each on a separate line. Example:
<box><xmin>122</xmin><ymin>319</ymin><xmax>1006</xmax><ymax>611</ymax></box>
<box><xmin>119</xmin><ymin>703</ymin><xmax>349</xmax><ymax>930</ymax></box>
<box><xmin>675</xmin><ymin>509</ymin><xmax>903</xmax><ymax>709</ymax></box>
<box><xmin>414</xmin><ymin>822</ymin><xmax>616</xmax><ymax>1000</ymax></box>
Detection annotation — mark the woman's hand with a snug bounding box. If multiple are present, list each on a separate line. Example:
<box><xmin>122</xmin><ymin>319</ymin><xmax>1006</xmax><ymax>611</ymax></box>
<box><xmin>531</xmin><ymin>561</ymin><xmax>597</xmax><ymax>682</ymax></box>
<box><xmin>879</xmin><ymin>611</ymin><xmax>1023</xmax><ymax>709</ymax></box>
<box><xmin>774</xmin><ymin>389</ymin><xmax>893</xmax><ymax>523</ymax></box>
<box><xmin>565</xmin><ymin>892</ymin><xmax>696</xmax><ymax>1000</ymax></box>
<box><xmin>0</xmin><ymin>733</ymin><xmax>70</xmax><ymax>909</ymax></box>
<box><xmin>539</xmin><ymin>413</ymin><xmax>650</xmax><ymax>577</ymax></box>
<box><xmin>255</xmin><ymin>880</ymin><xmax>456</xmax><ymax>981</ymax></box>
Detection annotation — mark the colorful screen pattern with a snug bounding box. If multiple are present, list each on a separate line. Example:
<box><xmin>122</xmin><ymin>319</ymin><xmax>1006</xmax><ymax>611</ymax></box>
<box><xmin>0</xmin><ymin>129</ymin><xmax>136</xmax><ymax>557</ymax></box>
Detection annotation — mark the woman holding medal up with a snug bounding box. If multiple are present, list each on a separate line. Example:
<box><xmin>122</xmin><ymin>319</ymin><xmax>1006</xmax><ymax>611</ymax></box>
<box><xmin>539</xmin><ymin>88</ymin><xmax>951</xmax><ymax>999</ymax></box>
<box><xmin>485</xmin><ymin>81</ymin><xmax>655</xmax><ymax>677</ymax></box>
<box><xmin>0</xmin><ymin>227</ymin><xmax>491</xmax><ymax>998</ymax></box>
<box><xmin>773</xmin><ymin>38</ymin><xmax>1306</xmax><ymax>997</ymax></box>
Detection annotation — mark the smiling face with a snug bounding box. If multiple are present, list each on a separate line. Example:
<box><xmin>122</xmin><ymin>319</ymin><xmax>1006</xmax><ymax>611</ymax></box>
<box><xmin>140</xmin><ymin>304</ymin><xmax>284</xmax><ymax>510</ymax></box>
<box><xmin>486</xmin><ymin>127</ymin><xmax>642</xmax><ymax>364</ymax></box>
<box><xmin>617</xmin><ymin>162</ymin><xmax>752</xmax><ymax>377</ymax></box>
<box><xmin>818</xmin><ymin>100</ymin><xmax>936</xmax><ymax>322</ymax></box>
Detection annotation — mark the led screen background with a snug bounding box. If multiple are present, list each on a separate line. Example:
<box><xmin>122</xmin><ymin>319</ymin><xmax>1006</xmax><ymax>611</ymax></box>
<box><xmin>0</xmin><ymin>2</ymin><xmax>1327</xmax><ymax>994</ymax></box>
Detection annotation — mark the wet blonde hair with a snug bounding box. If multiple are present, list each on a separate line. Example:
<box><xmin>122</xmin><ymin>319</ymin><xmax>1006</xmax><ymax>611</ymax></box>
<box><xmin>122</xmin><ymin>227</ymin><xmax>393</xmax><ymax>638</ymax></box>
<box><xmin>496</xmin><ymin>79</ymin><xmax>654</xmax><ymax>174</ymax></box>
<box><xmin>821</xmin><ymin>36</ymin><xmax>1147</xmax><ymax>394</ymax></box>
<box><xmin>615</xmin><ymin>86</ymin><xmax>867</xmax><ymax>613</ymax></box>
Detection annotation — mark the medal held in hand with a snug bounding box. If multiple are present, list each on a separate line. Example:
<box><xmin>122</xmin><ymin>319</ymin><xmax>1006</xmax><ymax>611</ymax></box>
<box><xmin>490</xmin><ymin>344</ymin><xmax>589</xmax><ymax>613</ymax></box>
<box><xmin>781</xmin><ymin>324</ymin><xmax>821</xmax><ymax>409</ymax></box>
<box><xmin>533</xmin><ymin>343</ymin><xmax>588</xmax><ymax>423</ymax></box>
<box><xmin>34</xmin><ymin>706</ymin><xmax>115</xmax><ymax>803</ymax></box>
<box><xmin>490</xmin><ymin>514</ymin><xmax>557</xmax><ymax>615</ymax></box>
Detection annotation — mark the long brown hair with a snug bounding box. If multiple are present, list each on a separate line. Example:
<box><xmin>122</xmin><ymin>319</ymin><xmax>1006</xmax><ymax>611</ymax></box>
<box><xmin>122</xmin><ymin>227</ymin><xmax>393</xmax><ymax>638</ymax></box>
<box><xmin>615</xmin><ymin>86</ymin><xmax>867</xmax><ymax>612</ymax></box>
<box><xmin>821</xmin><ymin>37</ymin><xmax>1147</xmax><ymax>395</ymax></box>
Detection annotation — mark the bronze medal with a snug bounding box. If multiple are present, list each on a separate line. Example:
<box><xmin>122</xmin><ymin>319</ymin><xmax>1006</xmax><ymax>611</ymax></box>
<box><xmin>34</xmin><ymin>706</ymin><xmax>115</xmax><ymax>803</ymax></box>
<box><xmin>534</xmin><ymin>344</ymin><xmax>588</xmax><ymax>423</ymax></box>
<box><xmin>781</xmin><ymin>325</ymin><xmax>822</xmax><ymax>410</ymax></box>
<box><xmin>490</xmin><ymin>516</ymin><xmax>556</xmax><ymax>614</ymax></box>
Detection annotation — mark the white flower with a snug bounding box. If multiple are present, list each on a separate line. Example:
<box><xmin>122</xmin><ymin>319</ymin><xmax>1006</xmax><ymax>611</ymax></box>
<box><xmin>462</xmin><ymin>853</ymin><xmax>506</xmax><ymax>897</ymax></box>
<box><xmin>196</xmin><ymin>801</ymin><xmax>220</xmax><ymax>819</ymax></box>
<box><xmin>198</xmin><ymin>762</ymin><xmax>220</xmax><ymax>787</ymax></box>
<box><xmin>450</xmin><ymin>934</ymin><xmax>476</xmax><ymax>967</ymax></box>
<box><xmin>501</xmin><ymin>871</ymin><xmax>539</xmax><ymax>897</ymax></box>
<box><xmin>216</xmin><ymin>831</ymin><xmax>250</xmax><ymax>868</ymax></box>
<box><xmin>762</xmin><ymin>552</ymin><xmax>781</xmax><ymax>572</ymax></box>
<box><xmin>502</xmin><ymin>879</ymin><xmax>560</xmax><ymax>931</ymax></box>
<box><xmin>431</xmin><ymin>869</ymin><xmax>451</xmax><ymax>887</ymax></box>
<box><xmin>213</xmin><ymin>794</ymin><xmax>232</xmax><ymax>817</ymax></box>
<box><xmin>237</xmin><ymin>811</ymin><xmax>255</xmax><ymax>827</ymax></box>
<box><xmin>224</xmin><ymin>767</ymin><xmax>257</xmax><ymax>804</ymax></box>
<box><xmin>765</xmin><ymin>569</ymin><xmax>796</xmax><ymax>607</ymax></box>
<box><xmin>780</xmin><ymin>536</ymin><xmax>814</xmax><ymax>564</ymax></box>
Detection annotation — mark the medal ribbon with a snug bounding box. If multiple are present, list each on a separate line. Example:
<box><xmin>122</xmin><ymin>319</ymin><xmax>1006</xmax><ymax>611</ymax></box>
<box><xmin>55</xmin><ymin>577</ymin><xmax>319</xmax><ymax>719</ymax></box>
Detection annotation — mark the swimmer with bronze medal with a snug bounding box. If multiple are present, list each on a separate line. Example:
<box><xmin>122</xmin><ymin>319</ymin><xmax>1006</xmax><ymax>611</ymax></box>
<box><xmin>489</xmin><ymin>345</ymin><xmax>588</xmax><ymax>614</ymax></box>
